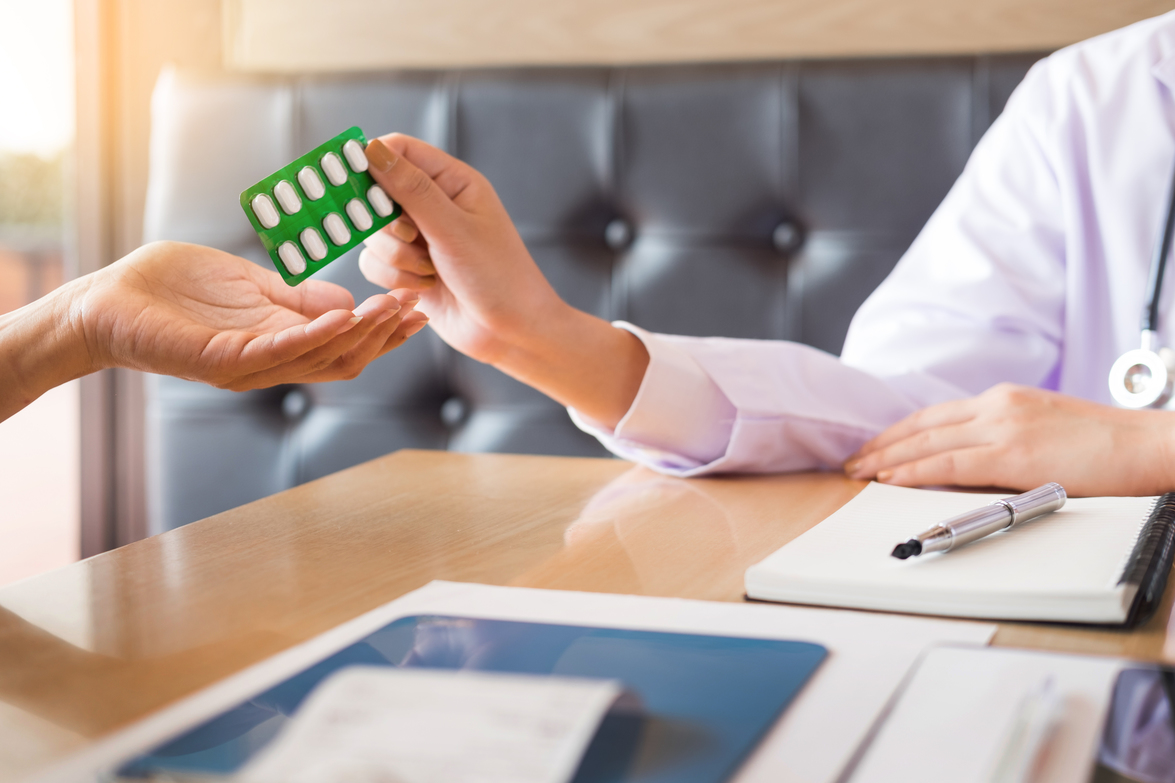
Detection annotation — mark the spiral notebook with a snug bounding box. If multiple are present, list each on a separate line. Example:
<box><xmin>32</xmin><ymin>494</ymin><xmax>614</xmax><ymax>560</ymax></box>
<box><xmin>745</xmin><ymin>483</ymin><xmax>1175</xmax><ymax>625</ymax></box>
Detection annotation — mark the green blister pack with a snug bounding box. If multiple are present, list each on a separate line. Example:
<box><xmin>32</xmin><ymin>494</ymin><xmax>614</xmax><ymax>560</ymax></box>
<box><xmin>239</xmin><ymin>126</ymin><xmax>402</xmax><ymax>286</ymax></box>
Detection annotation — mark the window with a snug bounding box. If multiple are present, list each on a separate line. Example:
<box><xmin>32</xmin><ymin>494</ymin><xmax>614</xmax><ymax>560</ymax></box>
<box><xmin>0</xmin><ymin>0</ymin><xmax>79</xmax><ymax>586</ymax></box>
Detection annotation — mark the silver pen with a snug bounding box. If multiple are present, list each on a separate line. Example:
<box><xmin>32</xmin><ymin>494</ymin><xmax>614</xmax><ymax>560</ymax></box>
<box><xmin>890</xmin><ymin>483</ymin><xmax>1067</xmax><ymax>559</ymax></box>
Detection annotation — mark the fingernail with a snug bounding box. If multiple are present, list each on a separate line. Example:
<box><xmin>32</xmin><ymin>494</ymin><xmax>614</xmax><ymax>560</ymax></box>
<box><xmin>419</xmin><ymin>275</ymin><xmax>438</xmax><ymax>289</ymax></box>
<box><xmin>375</xmin><ymin>309</ymin><xmax>398</xmax><ymax>325</ymax></box>
<box><xmin>366</xmin><ymin>139</ymin><xmax>398</xmax><ymax>173</ymax></box>
<box><xmin>398</xmin><ymin>291</ymin><xmax>421</xmax><ymax>306</ymax></box>
<box><xmin>338</xmin><ymin>315</ymin><xmax>362</xmax><ymax>334</ymax></box>
<box><xmin>843</xmin><ymin>460</ymin><xmax>859</xmax><ymax>476</ymax></box>
<box><xmin>391</xmin><ymin>219</ymin><xmax>418</xmax><ymax>243</ymax></box>
<box><xmin>405</xmin><ymin>318</ymin><xmax>429</xmax><ymax>337</ymax></box>
<box><xmin>877</xmin><ymin>470</ymin><xmax>893</xmax><ymax>483</ymax></box>
<box><xmin>417</xmin><ymin>258</ymin><xmax>437</xmax><ymax>276</ymax></box>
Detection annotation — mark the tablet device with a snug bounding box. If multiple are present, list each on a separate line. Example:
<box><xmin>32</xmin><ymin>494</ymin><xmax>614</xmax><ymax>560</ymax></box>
<box><xmin>118</xmin><ymin>615</ymin><xmax>827</xmax><ymax>783</ymax></box>
<box><xmin>1092</xmin><ymin>664</ymin><xmax>1175</xmax><ymax>783</ymax></box>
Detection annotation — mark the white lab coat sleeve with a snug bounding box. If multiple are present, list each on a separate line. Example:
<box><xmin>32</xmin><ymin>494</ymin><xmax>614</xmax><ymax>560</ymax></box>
<box><xmin>572</xmin><ymin>56</ymin><xmax>1068</xmax><ymax>477</ymax></box>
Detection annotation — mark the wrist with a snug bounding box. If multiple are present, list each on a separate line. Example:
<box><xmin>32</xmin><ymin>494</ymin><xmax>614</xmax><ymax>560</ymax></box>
<box><xmin>492</xmin><ymin>300</ymin><xmax>649</xmax><ymax>427</ymax></box>
<box><xmin>1153</xmin><ymin>409</ymin><xmax>1175</xmax><ymax>494</ymax></box>
<box><xmin>0</xmin><ymin>277</ymin><xmax>98</xmax><ymax>420</ymax></box>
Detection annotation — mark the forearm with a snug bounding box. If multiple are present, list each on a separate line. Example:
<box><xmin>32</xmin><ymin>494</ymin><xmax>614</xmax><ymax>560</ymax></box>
<box><xmin>492</xmin><ymin>302</ymin><xmax>649</xmax><ymax>428</ymax></box>
<box><xmin>0</xmin><ymin>278</ymin><xmax>96</xmax><ymax>423</ymax></box>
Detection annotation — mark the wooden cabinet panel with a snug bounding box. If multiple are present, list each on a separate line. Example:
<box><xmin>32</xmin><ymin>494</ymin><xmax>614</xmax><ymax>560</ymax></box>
<box><xmin>223</xmin><ymin>0</ymin><xmax>1175</xmax><ymax>71</ymax></box>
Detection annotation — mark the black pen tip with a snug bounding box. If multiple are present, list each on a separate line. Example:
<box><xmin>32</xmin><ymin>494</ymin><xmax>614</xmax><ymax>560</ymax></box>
<box><xmin>891</xmin><ymin>540</ymin><xmax>922</xmax><ymax>560</ymax></box>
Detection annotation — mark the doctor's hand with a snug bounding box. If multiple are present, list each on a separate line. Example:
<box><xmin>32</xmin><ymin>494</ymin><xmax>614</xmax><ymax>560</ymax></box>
<box><xmin>1</xmin><ymin>241</ymin><xmax>426</xmax><ymax>422</ymax></box>
<box><xmin>358</xmin><ymin>134</ymin><xmax>648</xmax><ymax>427</ymax></box>
<box><xmin>843</xmin><ymin>384</ymin><xmax>1175</xmax><ymax>496</ymax></box>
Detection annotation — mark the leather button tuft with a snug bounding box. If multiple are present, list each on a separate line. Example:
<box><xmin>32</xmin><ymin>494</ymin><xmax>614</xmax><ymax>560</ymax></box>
<box><xmin>440</xmin><ymin>397</ymin><xmax>468</xmax><ymax>428</ymax></box>
<box><xmin>772</xmin><ymin>221</ymin><xmax>804</xmax><ymax>255</ymax></box>
<box><xmin>605</xmin><ymin>218</ymin><xmax>633</xmax><ymax>251</ymax></box>
<box><xmin>281</xmin><ymin>388</ymin><xmax>310</xmax><ymax>420</ymax></box>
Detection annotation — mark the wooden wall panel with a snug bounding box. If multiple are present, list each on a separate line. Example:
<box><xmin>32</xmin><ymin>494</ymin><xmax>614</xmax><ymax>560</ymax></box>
<box><xmin>223</xmin><ymin>0</ymin><xmax>1175</xmax><ymax>72</ymax></box>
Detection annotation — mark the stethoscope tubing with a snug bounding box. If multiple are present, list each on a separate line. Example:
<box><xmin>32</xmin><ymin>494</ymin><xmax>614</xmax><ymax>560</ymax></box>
<box><xmin>1107</xmin><ymin>153</ymin><xmax>1175</xmax><ymax>409</ymax></box>
<box><xmin>1142</xmin><ymin>155</ymin><xmax>1175</xmax><ymax>333</ymax></box>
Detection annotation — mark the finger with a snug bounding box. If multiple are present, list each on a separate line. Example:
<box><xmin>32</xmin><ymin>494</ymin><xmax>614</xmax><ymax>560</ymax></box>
<box><xmin>366</xmin><ymin>137</ymin><xmax>469</xmax><ymax>234</ymax></box>
<box><xmin>295</xmin><ymin>303</ymin><xmax>410</xmax><ymax>383</ymax></box>
<box><xmin>359</xmin><ymin>247</ymin><xmax>439</xmax><ymax>291</ymax></box>
<box><xmin>876</xmin><ymin>446</ymin><xmax>1010</xmax><ymax>490</ymax></box>
<box><xmin>224</xmin><ymin>295</ymin><xmax>402</xmax><ymax>388</ymax></box>
<box><xmin>371</xmin><ymin>133</ymin><xmax>483</xmax><ymax>203</ymax></box>
<box><xmin>848</xmin><ymin>397</ymin><xmax>980</xmax><ymax>464</ymax></box>
<box><xmin>212</xmin><ymin>308</ymin><xmax>358</xmax><ymax>377</ymax></box>
<box><xmin>390</xmin><ymin>215</ymin><xmax>418</xmax><ymax>243</ymax></box>
<box><xmin>363</xmin><ymin>230</ymin><xmax>437</xmax><ymax>276</ymax></box>
<box><xmin>846</xmin><ymin>421</ymin><xmax>990</xmax><ymax>480</ymax></box>
<box><xmin>293</xmin><ymin>309</ymin><xmax>429</xmax><ymax>383</ymax></box>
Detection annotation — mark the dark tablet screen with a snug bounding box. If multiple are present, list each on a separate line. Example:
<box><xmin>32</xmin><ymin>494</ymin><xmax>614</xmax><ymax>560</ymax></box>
<box><xmin>1092</xmin><ymin>665</ymin><xmax>1175</xmax><ymax>783</ymax></box>
<box><xmin>118</xmin><ymin>615</ymin><xmax>827</xmax><ymax>783</ymax></box>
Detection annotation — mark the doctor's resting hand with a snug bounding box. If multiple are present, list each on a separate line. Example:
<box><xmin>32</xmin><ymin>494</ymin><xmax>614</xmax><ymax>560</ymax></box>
<box><xmin>842</xmin><ymin>384</ymin><xmax>1175</xmax><ymax>497</ymax></box>
<box><xmin>0</xmin><ymin>240</ymin><xmax>428</xmax><ymax>423</ymax></box>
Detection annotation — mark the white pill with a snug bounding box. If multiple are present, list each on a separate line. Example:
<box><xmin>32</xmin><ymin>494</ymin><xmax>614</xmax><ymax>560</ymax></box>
<box><xmin>273</xmin><ymin>180</ymin><xmax>302</xmax><ymax>215</ymax></box>
<box><xmin>367</xmin><ymin>184</ymin><xmax>394</xmax><ymax>217</ymax></box>
<box><xmin>346</xmin><ymin>198</ymin><xmax>374</xmax><ymax>231</ymax></box>
<box><xmin>297</xmin><ymin>166</ymin><xmax>325</xmax><ymax>200</ymax></box>
<box><xmin>277</xmin><ymin>241</ymin><xmax>307</xmax><ymax>275</ymax></box>
<box><xmin>342</xmin><ymin>139</ymin><xmax>369</xmax><ymax>172</ymax></box>
<box><xmin>323</xmin><ymin>212</ymin><xmax>351</xmax><ymax>245</ymax></box>
<box><xmin>321</xmin><ymin>152</ymin><xmax>348</xmax><ymax>186</ymax></box>
<box><xmin>300</xmin><ymin>227</ymin><xmax>328</xmax><ymax>261</ymax></box>
<box><xmin>250</xmin><ymin>193</ymin><xmax>280</xmax><ymax>229</ymax></box>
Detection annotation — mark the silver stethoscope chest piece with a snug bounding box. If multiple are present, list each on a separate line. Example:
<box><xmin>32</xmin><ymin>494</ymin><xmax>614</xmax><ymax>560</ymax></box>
<box><xmin>1108</xmin><ymin>331</ymin><xmax>1175</xmax><ymax>409</ymax></box>
<box><xmin>1109</xmin><ymin>157</ymin><xmax>1175</xmax><ymax>410</ymax></box>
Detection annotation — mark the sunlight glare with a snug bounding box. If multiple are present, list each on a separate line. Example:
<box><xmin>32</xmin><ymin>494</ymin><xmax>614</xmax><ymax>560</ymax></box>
<box><xmin>0</xmin><ymin>0</ymin><xmax>74</xmax><ymax>157</ymax></box>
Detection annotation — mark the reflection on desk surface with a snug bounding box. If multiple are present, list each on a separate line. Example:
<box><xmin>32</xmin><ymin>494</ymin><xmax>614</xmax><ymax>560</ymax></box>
<box><xmin>513</xmin><ymin>466</ymin><xmax>859</xmax><ymax>599</ymax></box>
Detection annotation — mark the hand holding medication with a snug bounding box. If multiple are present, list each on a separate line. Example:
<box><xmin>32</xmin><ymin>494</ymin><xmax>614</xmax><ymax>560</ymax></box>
<box><xmin>0</xmin><ymin>241</ymin><xmax>428</xmax><ymax>422</ymax></box>
<box><xmin>359</xmin><ymin>134</ymin><xmax>648</xmax><ymax>428</ymax></box>
<box><xmin>359</xmin><ymin>135</ymin><xmax>564</xmax><ymax>365</ymax></box>
<box><xmin>843</xmin><ymin>383</ymin><xmax>1175</xmax><ymax>496</ymax></box>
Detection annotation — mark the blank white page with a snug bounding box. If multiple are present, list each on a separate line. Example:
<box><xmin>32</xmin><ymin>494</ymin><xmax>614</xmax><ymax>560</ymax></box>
<box><xmin>746</xmin><ymin>483</ymin><xmax>1155</xmax><ymax>619</ymax></box>
<box><xmin>239</xmin><ymin>667</ymin><xmax>623</xmax><ymax>783</ymax></box>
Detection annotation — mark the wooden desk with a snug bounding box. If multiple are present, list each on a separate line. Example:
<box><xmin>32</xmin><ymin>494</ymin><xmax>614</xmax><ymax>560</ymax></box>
<box><xmin>2</xmin><ymin>449</ymin><xmax>1174</xmax><ymax>782</ymax></box>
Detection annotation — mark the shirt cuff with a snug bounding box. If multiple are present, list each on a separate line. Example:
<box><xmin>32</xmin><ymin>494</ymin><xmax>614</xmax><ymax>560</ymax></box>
<box><xmin>569</xmin><ymin>322</ymin><xmax>737</xmax><ymax>472</ymax></box>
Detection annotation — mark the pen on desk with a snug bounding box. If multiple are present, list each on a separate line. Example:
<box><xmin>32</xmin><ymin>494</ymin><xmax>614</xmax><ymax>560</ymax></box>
<box><xmin>890</xmin><ymin>483</ymin><xmax>1067</xmax><ymax>559</ymax></box>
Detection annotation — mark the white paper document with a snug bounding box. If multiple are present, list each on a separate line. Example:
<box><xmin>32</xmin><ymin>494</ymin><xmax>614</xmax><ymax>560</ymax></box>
<box><xmin>239</xmin><ymin>667</ymin><xmax>624</xmax><ymax>783</ymax></box>
<box><xmin>847</xmin><ymin>647</ymin><xmax>1122</xmax><ymax>783</ymax></box>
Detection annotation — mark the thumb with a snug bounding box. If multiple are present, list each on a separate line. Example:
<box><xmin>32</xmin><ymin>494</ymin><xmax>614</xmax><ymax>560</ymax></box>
<box><xmin>365</xmin><ymin>136</ymin><xmax>462</xmax><ymax>234</ymax></box>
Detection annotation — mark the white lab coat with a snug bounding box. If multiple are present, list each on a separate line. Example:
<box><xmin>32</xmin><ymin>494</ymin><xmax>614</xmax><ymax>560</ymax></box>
<box><xmin>571</xmin><ymin>12</ymin><xmax>1175</xmax><ymax>476</ymax></box>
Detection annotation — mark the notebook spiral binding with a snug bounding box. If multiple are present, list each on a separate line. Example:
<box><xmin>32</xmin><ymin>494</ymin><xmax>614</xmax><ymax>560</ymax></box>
<box><xmin>1120</xmin><ymin>492</ymin><xmax>1175</xmax><ymax>627</ymax></box>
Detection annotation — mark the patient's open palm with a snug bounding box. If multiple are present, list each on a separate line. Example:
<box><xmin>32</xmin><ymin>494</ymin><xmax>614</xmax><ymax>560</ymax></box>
<box><xmin>80</xmin><ymin>242</ymin><xmax>423</xmax><ymax>390</ymax></box>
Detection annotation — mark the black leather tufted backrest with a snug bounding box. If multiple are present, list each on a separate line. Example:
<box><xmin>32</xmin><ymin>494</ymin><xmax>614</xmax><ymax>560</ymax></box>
<box><xmin>143</xmin><ymin>55</ymin><xmax>1043</xmax><ymax>533</ymax></box>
